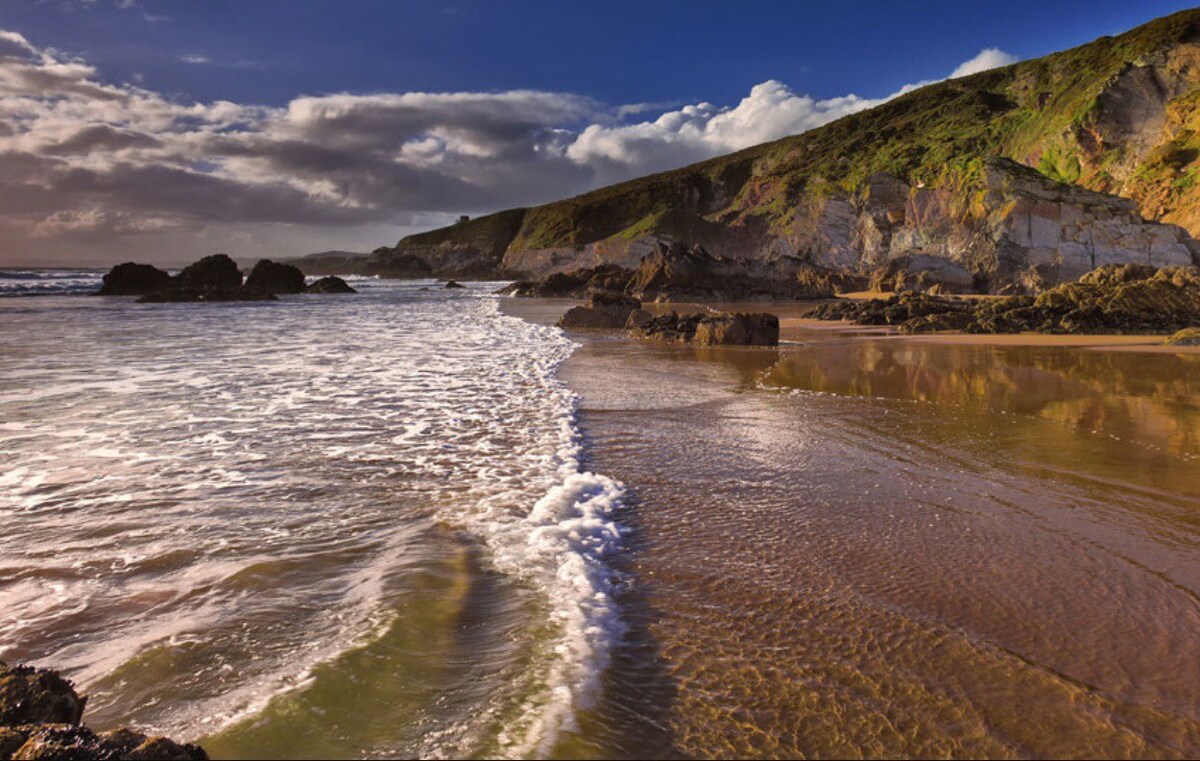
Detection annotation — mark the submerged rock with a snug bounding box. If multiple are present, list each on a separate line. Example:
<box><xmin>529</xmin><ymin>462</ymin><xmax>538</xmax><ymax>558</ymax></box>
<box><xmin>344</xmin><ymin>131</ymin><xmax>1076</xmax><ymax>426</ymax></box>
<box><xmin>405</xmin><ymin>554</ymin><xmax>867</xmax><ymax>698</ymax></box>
<box><xmin>558</xmin><ymin>290</ymin><xmax>642</xmax><ymax>329</ymax></box>
<box><xmin>244</xmin><ymin>260</ymin><xmax>306</xmax><ymax>294</ymax></box>
<box><xmin>631</xmin><ymin>310</ymin><xmax>779</xmax><ymax>346</ymax></box>
<box><xmin>444</xmin><ymin>280</ymin><xmax>466</xmax><ymax>289</ymax></box>
<box><xmin>96</xmin><ymin>263</ymin><xmax>173</xmax><ymax>296</ymax></box>
<box><xmin>176</xmin><ymin>254</ymin><xmax>243</xmax><ymax>290</ymax></box>
<box><xmin>306</xmin><ymin>276</ymin><xmax>357</xmax><ymax>294</ymax></box>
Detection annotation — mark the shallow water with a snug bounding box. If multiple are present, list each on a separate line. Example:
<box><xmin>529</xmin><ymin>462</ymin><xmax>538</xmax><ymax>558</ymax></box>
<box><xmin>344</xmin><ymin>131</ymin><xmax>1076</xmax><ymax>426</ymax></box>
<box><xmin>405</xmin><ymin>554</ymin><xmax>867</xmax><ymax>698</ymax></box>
<box><xmin>552</xmin><ymin>318</ymin><xmax>1200</xmax><ymax>759</ymax></box>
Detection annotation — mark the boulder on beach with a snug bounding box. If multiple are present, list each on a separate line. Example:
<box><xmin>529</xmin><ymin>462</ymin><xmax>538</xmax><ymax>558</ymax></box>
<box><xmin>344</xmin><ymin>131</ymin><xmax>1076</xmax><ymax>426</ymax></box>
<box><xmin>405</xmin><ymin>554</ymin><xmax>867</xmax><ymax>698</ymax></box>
<box><xmin>306</xmin><ymin>276</ymin><xmax>357</xmax><ymax>294</ymax></box>
<box><xmin>558</xmin><ymin>290</ymin><xmax>642</xmax><ymax>329</ymax></box>
<box><xmin>244</xmin><ymin>260</ymin><xmax>306</xmax><ymax>294</ymax></box>
<box><xmin>176</xmin><ymin>254</ymin><xmax>243</xmax><ymax>290</ymax></box>
<box><xmin>96</xmin><ymin>263</ymin><xmax>173</xmax><ymax>296</ymax></box>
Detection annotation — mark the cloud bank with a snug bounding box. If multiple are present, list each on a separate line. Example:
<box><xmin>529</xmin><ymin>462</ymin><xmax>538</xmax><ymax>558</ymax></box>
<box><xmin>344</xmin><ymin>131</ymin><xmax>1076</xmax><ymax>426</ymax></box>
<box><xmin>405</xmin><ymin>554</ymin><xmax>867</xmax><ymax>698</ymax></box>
<box><xmin>0</xmin><ymin>30</ymin><xmax>1017</xmax><ymax>264</ymax></box>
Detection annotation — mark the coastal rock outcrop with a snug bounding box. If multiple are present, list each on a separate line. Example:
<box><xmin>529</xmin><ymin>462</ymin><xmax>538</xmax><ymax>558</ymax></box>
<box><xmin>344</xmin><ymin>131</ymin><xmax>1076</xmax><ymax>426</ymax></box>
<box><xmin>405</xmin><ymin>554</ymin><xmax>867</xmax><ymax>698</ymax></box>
<box><xmin>306</xmin><ymin>276</ymin><xmax>357</xmax><ymax>294</ymax></box>
<box><xmin>244</xmin><ymin>260</ymin><xmax>306</xmax><ymax>294</ymax></box>
<box><xmin>96</xmin><ymin>263</ymin><xmax>173</xmax><ymax>296</ymax></box>
<box><xmin>812</xmin><ymin>264</ymin><xmax>1200</xmax><ymax>334</ymax></box>
<box><xmin>631</xmin><ymin>311</ymin><xmax>779</xmax><ymax>346</ymax></box>
<box><xmin>0</xmin><ymin>661</ymin><xmax>206</xmax><ymax>761</ymax></box>
<box><xmin>558</xmin><ymin>290</ymin><xmax>642</xmax><ymax>329</ymax></box>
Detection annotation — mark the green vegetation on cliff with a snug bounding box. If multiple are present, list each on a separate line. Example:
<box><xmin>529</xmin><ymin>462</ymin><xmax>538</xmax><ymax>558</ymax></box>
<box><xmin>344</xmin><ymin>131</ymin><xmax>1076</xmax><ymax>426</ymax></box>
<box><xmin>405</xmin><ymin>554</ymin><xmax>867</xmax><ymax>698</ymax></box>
<box><xmin>385</xmin><ymin>9</ymin><xmax>1200</xmax><ymax>265</ymax></box>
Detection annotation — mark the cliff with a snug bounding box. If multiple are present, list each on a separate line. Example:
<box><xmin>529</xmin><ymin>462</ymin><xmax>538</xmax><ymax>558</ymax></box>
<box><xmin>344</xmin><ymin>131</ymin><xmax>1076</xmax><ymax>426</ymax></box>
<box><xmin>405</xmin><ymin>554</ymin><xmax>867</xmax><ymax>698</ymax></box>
<box><xmin>370</xmin><ymin>9</ymin><xmax>1200</xmax><ymax>292</ymax></box>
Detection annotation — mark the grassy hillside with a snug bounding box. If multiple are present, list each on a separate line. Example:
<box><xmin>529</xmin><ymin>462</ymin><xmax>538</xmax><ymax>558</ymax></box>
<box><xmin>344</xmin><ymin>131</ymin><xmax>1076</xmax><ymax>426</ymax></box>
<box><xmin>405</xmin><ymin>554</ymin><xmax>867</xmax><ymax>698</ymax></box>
<box><xmin>388</xmin><ymin>8</ymin><xmax>1200</xmax><ymax>261</ymax></box>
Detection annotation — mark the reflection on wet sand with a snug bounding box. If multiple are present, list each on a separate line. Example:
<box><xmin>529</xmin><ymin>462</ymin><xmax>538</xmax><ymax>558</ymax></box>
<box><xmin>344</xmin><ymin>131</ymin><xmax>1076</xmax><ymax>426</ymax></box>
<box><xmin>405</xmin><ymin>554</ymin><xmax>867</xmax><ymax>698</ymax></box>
<box><xmin>557</xmin><ymin>319</ymin><xmax>1200</xmax><ymax>759</ymax></box>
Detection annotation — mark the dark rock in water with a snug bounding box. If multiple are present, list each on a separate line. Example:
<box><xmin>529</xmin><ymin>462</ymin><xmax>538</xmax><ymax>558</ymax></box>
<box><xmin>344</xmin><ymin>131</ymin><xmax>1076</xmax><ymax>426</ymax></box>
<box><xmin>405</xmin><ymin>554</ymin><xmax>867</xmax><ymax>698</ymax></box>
<box><xmin>444</xmin><ymin>280</ymin><xmax>466</xmax><ymax>289</ymax></box>
<box><xmin>558</xmin><ymin>290</ymin><xmax>642</xmax><ymax>329</ymax></box>
<box><xmin>306</xmin><ymin>276</ymin><xmax>357</xmax><ymax>294</ymax></box>
<box><xmin>245</xmin><ymin>260</ymin><xmax>306</xmax><ymax>294</ymax></box>
<box><xmin>631</xmin><ymin>310</ymin><xmax>779</xmax><ymax>346</ymax></box>
<box><xmin>1166</xmin><ymin>327</ymin><xmax>1200</xmax><ymax>345</ymax></box>
<box><xmin>176</xmin><ymin>254</ymin><xmax>243</xmax><ymax>290</ymax></box>
<box><xmin>1</xmin><ymin>724</ymin><xmax>206</xmax><ymax>760</ymax></box>
<box><xmin>503</xmin><ymin>264</ymin><xmax>633</xmax><ymax>298</ymax></box>
<box><xmin>136</xmin><ymin>286</ymin><xmax>277</xmax><ymax>303</ymax></box>
<box><xmin>96</xmin><ymin>263</ymin><xmax>173</xmax><ymax>296</ymax></box>
<box><xmin>0</xmin><ymin>661</ymin><xmax>206</xmax><ymax>760</ymax></box>
<box><xmin>0</xmin><ymin>662</ymin><xmax>84</xmax><ymax>726</ymax></box>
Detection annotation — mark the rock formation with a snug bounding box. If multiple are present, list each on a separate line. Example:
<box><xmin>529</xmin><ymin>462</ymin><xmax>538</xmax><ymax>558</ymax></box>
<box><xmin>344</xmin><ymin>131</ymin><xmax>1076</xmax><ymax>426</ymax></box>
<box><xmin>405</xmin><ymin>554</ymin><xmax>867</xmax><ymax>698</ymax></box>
<box><xmin>631</xmin><ymin>311</ymin><xmax>780</xmax><ymax>346</ymax></box>
<box><xmin>96</xmin><ymin>263</ymin><xmax>173</xmax><ymax>296</ymax></box>
<box><xmin>811</xmin><ymin>264</ymin><xmax>1200</xmax><ymax>334</ymax></box>
<box><xmin>176</xmin><ymin>254</ymin><xmax>243</xmax><ymax>290</ymax></box>
<box><xmin>558</xmin><ymin>290</ymin><xmax>642</xmax><ymax>329</ymax></box>
<box><xmin>245</xmin><ymin>260</ymin><xmax>307</xmax><ymax>294</ymax></box>
<box><xmin>0</xmin><ymin>661</ymin><xmax>205</xmax><ymax>761</ymax></box>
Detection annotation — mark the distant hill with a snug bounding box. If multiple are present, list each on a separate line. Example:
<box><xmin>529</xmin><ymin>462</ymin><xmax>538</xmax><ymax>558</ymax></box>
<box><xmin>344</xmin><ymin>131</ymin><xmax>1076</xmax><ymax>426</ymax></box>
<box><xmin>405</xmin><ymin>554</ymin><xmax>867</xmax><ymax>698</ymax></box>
<box><xmin>368</xmin><ymin>9</ymin><xmax>1200</xmax><ymax>292</ymax></box>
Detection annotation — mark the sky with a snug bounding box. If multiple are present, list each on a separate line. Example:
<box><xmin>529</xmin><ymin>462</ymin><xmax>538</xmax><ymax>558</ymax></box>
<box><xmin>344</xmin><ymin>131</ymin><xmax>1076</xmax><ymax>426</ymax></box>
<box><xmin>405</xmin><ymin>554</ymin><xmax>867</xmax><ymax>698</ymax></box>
<box><xmin>0</xmin><ymin>0</ymin><xmax>1193</xmax><ymax>266</ymax></box>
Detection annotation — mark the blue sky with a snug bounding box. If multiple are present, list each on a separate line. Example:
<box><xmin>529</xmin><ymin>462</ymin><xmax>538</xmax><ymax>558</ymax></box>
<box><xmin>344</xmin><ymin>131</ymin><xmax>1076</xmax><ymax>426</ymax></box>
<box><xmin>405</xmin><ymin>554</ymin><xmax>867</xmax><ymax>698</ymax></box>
<box><xmin>0</xmin><ymin>0</ymin><xmax>1193</xmax><ymax>265</ymax></box>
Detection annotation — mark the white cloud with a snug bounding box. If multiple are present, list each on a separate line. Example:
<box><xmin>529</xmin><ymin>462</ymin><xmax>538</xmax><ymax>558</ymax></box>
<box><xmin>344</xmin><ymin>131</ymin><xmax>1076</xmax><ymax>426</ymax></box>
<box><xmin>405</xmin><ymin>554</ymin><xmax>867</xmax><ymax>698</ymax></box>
<box><xmin>950</xmin><ymin>47</ymin><xmax>1018</xmax><ymax>79</ymax></box>
<box><xmin>0</xmin><ymin>28</ymin><xmax>1017</xmax><ymax>264</ymax></box>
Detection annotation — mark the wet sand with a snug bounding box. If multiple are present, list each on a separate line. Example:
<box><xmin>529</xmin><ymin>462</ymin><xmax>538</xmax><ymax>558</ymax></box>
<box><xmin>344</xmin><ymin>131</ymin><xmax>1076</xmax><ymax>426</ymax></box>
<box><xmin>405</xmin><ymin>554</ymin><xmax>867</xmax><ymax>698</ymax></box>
<box><xmin>505</xmin><ymin>297</ymin><xmax>1200</xmax><ymax>759</ymax></box>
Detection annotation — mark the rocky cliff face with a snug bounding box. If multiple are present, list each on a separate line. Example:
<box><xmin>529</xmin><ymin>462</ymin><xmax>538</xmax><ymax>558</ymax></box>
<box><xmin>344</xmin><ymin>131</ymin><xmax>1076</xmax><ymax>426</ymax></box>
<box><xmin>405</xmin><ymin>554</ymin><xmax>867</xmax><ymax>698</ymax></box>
<box><xmin>369</xmin><ymin>9</ymin><xmax>1200</xmax><ymax>293</ymax></box>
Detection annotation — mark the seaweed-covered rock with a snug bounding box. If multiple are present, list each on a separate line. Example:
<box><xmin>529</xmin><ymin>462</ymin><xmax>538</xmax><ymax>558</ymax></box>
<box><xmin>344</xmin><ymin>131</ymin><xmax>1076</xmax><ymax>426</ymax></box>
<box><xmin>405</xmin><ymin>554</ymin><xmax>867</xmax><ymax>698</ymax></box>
<box><xmin>631</xmin><ymin>311</ymin><xmax>779</xmax><ymax>346</ymax></box>
<box><xmin>0</xmin><ymin>663</ymin><xmax>84</xmax><ymax>727</ymax></box>
<box><xmin>558</xmin><ymin>290</ymin><xmax>642</xmax><ymax>329</ymax></box>
<box><xmin>176</xmin><ymin>254</ymin><xmax>243</xmax><ymax>290</ymax></box>
<box><xmin>306</xmin><ymin>276</ymin><xmax>357</xmax><ymax>294</ymax></box>
<box><xmin>244</xmin><ymin>260</ymin><xmax>306</xmax><ymax>294</ymax></box>
<box><xmin>96</xmin><ymin>263</ymin><xmax>173</xmax><ymax>296</ymax></box>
